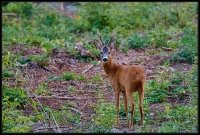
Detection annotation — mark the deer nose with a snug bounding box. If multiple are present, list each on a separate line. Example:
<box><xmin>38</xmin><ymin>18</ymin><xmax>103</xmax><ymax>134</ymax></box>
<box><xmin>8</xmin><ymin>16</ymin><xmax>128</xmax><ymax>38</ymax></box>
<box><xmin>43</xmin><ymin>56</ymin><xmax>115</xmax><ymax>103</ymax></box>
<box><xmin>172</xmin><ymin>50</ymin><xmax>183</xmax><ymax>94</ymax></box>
<box><xmin>103</xmin><ymin>58</ymin><xmax>108</xmax><ymax>62</ymax></box>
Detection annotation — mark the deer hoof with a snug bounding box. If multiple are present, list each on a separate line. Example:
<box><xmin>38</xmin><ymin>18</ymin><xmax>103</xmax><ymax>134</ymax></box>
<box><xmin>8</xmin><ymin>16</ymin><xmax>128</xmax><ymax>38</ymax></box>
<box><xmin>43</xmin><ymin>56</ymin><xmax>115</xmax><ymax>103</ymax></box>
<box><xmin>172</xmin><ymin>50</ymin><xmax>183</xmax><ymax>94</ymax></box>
<box><xmin>139</xmin><ymin>122</ymin><xmax>143</xmax><ymax>126</ymax></box>
<box><xmin>129</xmin><ymin>123</ymin><xmax>134</xmax><ymax>129</ymax></box>
<box><xmin>115</xmin><ymin>123</ymin><xmax>120</xmax><ymax>128</ymax></box>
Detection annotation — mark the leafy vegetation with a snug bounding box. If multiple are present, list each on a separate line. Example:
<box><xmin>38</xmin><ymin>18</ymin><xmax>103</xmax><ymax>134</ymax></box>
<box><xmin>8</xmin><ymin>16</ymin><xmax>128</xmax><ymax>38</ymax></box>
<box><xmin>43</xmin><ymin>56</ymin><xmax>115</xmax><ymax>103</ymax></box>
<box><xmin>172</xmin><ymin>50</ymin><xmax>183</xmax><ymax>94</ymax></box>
<box><xmin>2</xmin><ymin>2</ymin><xmax>197</xmax><ymax>133</ymax></box>
<box><xmin>92</xmin><ymin>102</ymin><xmax>115</xmax><ymax>132</ymax></box>
<box><xmin>62</xmin><ymin>71</ymin><xmax>86</xmax><ymax>81</ymax></box>
<box><xmin>2</xmin><ymin>86</ymin><xmax>33</xmax><ymax>132</ymax></box>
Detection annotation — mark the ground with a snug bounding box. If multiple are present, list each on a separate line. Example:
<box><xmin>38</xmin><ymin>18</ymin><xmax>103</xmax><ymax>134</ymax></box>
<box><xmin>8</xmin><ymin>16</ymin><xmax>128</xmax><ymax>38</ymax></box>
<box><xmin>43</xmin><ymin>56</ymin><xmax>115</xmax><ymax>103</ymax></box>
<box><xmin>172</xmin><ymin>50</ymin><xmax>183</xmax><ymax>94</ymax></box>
<box><xmin>3</xmin><ymin>2</ymin><xmax>197</xmax><ymax>133</ymax></box>
<box><xmin>4</xmin><ymin>43</ymin><xmax>192</xmax><ymax>133</ymax></box>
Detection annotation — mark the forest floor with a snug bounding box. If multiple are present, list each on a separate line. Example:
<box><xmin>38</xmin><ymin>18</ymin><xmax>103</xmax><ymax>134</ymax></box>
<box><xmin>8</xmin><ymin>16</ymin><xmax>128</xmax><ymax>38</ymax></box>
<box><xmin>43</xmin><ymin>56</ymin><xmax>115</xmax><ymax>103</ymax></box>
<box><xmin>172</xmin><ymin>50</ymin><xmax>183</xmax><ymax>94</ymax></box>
<box><xmin>5</xmin><ymin>44</ymin><xmax>192</xmax><ymax>133</ymax></box>
<box><xmin>3</xmin><ymin>2</ymin><xmax>197</xmax><ymax>133</ymax></box>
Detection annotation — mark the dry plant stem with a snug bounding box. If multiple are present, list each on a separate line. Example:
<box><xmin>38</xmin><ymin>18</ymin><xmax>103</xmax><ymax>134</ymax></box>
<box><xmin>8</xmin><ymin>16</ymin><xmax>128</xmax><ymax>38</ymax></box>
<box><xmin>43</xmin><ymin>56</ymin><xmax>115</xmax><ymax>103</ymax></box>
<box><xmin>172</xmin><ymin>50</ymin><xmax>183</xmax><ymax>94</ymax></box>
<box><xmin>24</xmin><ymin>71</ymin><xmax>62</xmax><ymax>133</ymax></box>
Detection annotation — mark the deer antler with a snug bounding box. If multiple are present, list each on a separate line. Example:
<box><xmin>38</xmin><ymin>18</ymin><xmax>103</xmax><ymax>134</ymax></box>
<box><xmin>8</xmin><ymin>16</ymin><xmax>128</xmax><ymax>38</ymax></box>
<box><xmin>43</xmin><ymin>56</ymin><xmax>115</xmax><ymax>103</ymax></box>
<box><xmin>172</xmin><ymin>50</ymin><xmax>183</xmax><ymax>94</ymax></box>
<box><xmin>107</xmin><ymin>36</ymin><xmax>114</xmax><ymax>46</ymax></box>
<box><xmin>97</xmin><ymin>32</ymin><xmax>105</xmax><ymax>45</ymax></box>
<box><xmin>107</xmin><ymin>32</ymin><xmax>115</xmax><ymax>46</ymax></box>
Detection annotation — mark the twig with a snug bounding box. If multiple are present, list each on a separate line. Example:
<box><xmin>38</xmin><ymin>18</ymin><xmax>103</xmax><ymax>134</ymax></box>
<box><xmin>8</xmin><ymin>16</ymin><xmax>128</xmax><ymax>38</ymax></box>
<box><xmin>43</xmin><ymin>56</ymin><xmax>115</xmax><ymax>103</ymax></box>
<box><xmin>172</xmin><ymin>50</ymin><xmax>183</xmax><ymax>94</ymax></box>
<box><xmin>80</xmin><ymin>102</ymin><xmax>88</xmax><ymax>110</ymax></box>
<box><xmin>66</xmin><ymin>107</ymin><xmax>83</xmax><ymax>115</ymax></box>
<box><xmin>169</xmin><ymin>84</ymin><xmax>188</xmax><ymax>89</ymax></box>
<box><xmin>33</xmin><ymin>126</ymin><xmax>73</xmax><ymax>132</ymax></box>
<box><xmin>154</xmin><ymin>57</ymin><xmax>164</xmax><ymax>65</ymax></box>
<box><xmin>49</xmin><ymin>109</ymin><xmax>62</xmax><ymax>133</ymax></box>
<box><xmin>146</xmin><ymin>75</ymin><xmax>156</xmax><ymax>79</ymax></box>
<box><xmin>52</xmin><ymin>89</ymin><xmax>96</xmax><ymax>93</ymax></box>
<box><xmin>24</xmin><ymin>72</ymin><xmax>62</xmax><ymax>133</ymax></box>
<box><xmin>28</xmin><ymin>95</ymin><xmax>101</xmax><ymax>100</ymax></box>
<box><xmin>3</xmin><ymin>13</ymin><xmax>17</xmax><ymax>16</ymax></box>
<box><xmin>82</xmin><ymin>64</ymin><xmax>95</xmax><ymax>74</ymax></box>
<box><xmin>99</xmin><ymin>85</ymin><xmax>111</xmax><ymax>89</ymax></box>
<box><xmin>161</xmin><ymin>47</ymin><xmax>173</xmax><ymax>51</ymax></box>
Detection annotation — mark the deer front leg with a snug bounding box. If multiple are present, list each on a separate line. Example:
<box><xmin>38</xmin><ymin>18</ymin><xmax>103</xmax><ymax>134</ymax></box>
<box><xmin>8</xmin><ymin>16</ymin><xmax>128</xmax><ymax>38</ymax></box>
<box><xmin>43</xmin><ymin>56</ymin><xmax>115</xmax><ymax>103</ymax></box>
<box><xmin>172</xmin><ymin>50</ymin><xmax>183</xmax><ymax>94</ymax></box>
<box><xmin>122</xmin><ymin>91</ymin><xmax>128</xmax><ymax>126</ymax></box>
<box><xmin>114</xmin><ymin>90</ymin><xmax>120</xmax><ymax>128</ymax></box>
<box><xmin>126</xmin><ymin>90</ymin><xmax>134</xmax><ymax>129</ymax></box>
<box><xmin>130</xmin><ymin>96</ymin><xmax>135</xmax><ymax>129</ymax></box>
<box><xmin>139</xmin><ymin>87</ymin><xmax>144</xmax><ymax>126</ymax></box>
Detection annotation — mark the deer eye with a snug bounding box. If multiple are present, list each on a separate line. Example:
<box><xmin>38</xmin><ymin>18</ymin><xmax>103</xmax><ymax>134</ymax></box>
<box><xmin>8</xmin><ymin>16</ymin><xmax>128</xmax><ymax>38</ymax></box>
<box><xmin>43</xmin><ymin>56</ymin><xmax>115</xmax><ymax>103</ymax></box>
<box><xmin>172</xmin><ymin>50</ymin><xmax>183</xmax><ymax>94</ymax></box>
<box><xmin>108</xmin><ymin>52</ymin><xmax>110</xmax><ymax>54</ymax></box>
<box><xmin>101</xmin><ymin>52</ymin><xmax>103</xmax><ymax>54</ymax></box>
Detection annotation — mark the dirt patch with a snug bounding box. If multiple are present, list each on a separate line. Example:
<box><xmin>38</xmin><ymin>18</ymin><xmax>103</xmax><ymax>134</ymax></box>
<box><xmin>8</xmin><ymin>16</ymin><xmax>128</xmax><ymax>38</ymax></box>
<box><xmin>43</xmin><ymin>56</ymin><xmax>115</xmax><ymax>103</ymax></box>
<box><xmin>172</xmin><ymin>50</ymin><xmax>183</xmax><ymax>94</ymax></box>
<box><xmin>4</xmin><ymin>44</ymin><xmax>193</xmax><ymax>133</ymax></box>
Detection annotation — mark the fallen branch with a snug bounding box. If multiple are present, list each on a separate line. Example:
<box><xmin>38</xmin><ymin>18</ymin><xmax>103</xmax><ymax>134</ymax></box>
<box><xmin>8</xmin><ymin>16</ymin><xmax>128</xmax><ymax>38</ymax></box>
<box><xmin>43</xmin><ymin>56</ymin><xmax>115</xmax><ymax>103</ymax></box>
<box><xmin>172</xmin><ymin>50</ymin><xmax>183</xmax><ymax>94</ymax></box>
<box><xmin>169</xmin><ymin>84</ymin><xmax>188</xmax><ymax>89</ymax></box>
<box><xmin>99</xmin><ymin>85</ymin><xmax>111</xmax><ymax>89</ymax></box>
<box><xmin>28</xmin><ymin>95</ymin><xmax>101</xmax><ymax>100</ymax></box>
<box><xmin>82</xmin><ymin>64</ymin><xmax>95</xmax><ymax>74</ymax></box>
<box><xmin>161</xmin><ymin>47</ymin><xmax>173</xmax><ymax>51</ymax></box>
<box><xmin>52</xmin><ymin>89</ymin><xmax>96</xmax><ymax>93</ymax></box>
<box><xmin>69</xmin><ymin>107</ymin><xmax>82</xmax><ymax>114</ymax></box>
<box><xmin>33</xmin><ymin>126</ymin><xmax>72</xmax><ymax>132</ymax></box>
<box><xmin>3</xmin><ymin>13</ymin><xmax>17</xmax><ymax>16</ymax></box>
<box><xmin>146</xmin><ymin>75</ymin><xmax>156</xmax><ymax>79</ymax></box>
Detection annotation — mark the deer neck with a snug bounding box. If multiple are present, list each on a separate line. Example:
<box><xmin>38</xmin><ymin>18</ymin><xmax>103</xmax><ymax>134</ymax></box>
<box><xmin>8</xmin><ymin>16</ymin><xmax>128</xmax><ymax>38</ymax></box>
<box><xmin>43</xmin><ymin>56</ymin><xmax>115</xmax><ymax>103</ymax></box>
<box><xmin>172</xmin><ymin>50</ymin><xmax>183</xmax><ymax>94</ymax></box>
<box><xmin>102</xmin><ymin>57</ymin><xmax>116</xmax><ymax>77</ymax></box>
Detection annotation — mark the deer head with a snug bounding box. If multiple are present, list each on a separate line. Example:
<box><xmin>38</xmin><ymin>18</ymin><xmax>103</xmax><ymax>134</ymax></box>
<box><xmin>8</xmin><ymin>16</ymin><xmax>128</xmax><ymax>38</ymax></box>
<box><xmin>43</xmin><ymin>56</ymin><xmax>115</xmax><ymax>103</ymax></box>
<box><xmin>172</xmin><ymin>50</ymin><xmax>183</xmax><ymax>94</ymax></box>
<box><xmin>96</xmin><ymin>32</ymin><xmax>114</xmax><ymax>63</ymax></box>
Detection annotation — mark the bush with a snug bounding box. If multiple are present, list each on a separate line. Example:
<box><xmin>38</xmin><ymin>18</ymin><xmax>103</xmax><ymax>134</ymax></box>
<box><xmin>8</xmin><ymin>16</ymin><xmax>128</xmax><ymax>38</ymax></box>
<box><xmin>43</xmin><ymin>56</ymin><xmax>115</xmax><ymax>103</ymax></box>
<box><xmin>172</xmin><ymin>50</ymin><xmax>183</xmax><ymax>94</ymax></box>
<box><xmin>5</xmin><ymin>2</ymin><xmax>33</xmax><ymax>18</ymax></box>
<box><xmin>146</xmin><ymin>80</ymin><xmax>169</xmax><ymax>103</ymax></box>
<box><xmin>42</xmin><ymin>13</ymin><xmax>58</xmax><ymax>26</ymax></box>
<box><xmin>62</xmin><ymin>72</ymin><xmax>77</xmax><ymax>81</ymax></box>
<box><xmin>171</xmin><ymin>23</ymin><xmax>197</xmax><ymax>64</ymax></box>
<box><xmin>2</xmin><ymin>86</ymin><xmax>28</xmax><ymax>108</ymax></box>
<box><xmin>77</xmin><ymin>3</ymin><xmax>110</xmax><ymax>30</ymax></box>
<box><xmin>158</xmin><ymin>105</ymin><xmax>197</xmax><ymax>132</ymax></box>
<box><xmin>2</xmin><ymin>86</ymin><xmax>32</xmax><ymax>133</ymax></box>
<box><xmin>171</xmin><ymin>45</ymin><xmax>196</xmax><ymax>64</ymax></box>
<box><xmin>93</xmin><ymin>102</ymin><xmax>115</xmax><ymax>132</ymax></box>
<box><xmin>127</xmin><ymin>33</ymin><xmax>150</xmax><ymax>49</ymax></box>
<box><xmin>2</xmin><ymin>109</ymin><xmax>33</xmax><ymax>133</ymax></box>
<box><xmin>148</xmin><ymin>26</ymin><xmax>169</xmax><ymax>47</ymax></box>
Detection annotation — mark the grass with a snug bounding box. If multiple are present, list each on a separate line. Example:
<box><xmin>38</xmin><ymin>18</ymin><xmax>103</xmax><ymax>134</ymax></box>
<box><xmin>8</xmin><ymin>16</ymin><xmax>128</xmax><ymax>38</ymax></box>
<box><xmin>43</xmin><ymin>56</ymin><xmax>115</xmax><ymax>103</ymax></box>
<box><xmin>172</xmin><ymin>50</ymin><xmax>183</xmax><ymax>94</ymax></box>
<box><xmin>2</xmin><ymin>2</ymin><xmax>198</xmax><ymax>133</ymax></box>
<box><xmin>61</xmin><ymin>71</ymin><xmax>87</xmax><ymax>81</ymax></box>
<box><xmin>91</xmin><ymin>102</ymin><xmax>116</xmax><ymax>132</ymax></box>
<box><xmin>2</xmin><ymin>86</ymin><xmax>33</xmax><ymax>133</ymax></box>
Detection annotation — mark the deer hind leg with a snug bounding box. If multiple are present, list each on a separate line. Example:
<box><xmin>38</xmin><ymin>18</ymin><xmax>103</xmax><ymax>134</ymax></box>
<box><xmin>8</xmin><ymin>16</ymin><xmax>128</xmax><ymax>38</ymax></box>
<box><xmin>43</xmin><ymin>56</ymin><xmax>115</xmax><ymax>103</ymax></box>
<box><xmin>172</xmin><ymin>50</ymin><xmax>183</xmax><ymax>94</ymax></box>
<box><xmin>126</xmin><ymin>90</ymin><xmax>134</xmax><ymax>129</ymax></box>
<box><xmin>138</xmin><ymin>86</ymin><xmax>144</xmax><ymax>126</ymax></box>
<box><xmin>114</xmin><ymin>90</ymin><xmax>120</xmax><ymax>127</ymax></box>
<box><xmin>122</xmin><ymin>91</ymin><xmax>128</xmax><ymax>126</ymax></box>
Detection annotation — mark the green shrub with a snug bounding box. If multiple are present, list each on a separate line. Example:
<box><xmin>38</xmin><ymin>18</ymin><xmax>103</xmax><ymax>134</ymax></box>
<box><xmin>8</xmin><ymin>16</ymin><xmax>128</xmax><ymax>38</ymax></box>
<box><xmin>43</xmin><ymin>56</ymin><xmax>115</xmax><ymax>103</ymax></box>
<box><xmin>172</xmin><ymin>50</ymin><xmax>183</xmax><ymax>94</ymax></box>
<box><xmin>34</xmin><ymin>82</ymin><xmax>51</xmax><ymax>96</ymax></box>
<box><xmin>171</xmin><ymin>46</ymin><xmax>196</xmax><ymax>64</ymax></box>
<box><xmin>5</xmin><ymin>2</ymin><xmax>33</xmax><ymax>18</ymax></box>
<box><xmin>2</xmin><ymin>85</ymin><xmax>32</xmax><ymax>132</ymax></box>
<box><xmin>2</xmin><ymin>109</ymin><xmax>33</xmax><ymax>133</ymax></box>
<box><xmin>42</xmin><ymin>13</ymin><xmax>58</xmax><ymax>26</ymax></box>
<box><xmin>93</xmin><ymin>102</ymin><xmax>115</xmax><ymax>132</ymax></box>
<box><xmin>146</xmin><ymin>80</ymin><xmax>169</xmax><ymax>103</ymax></box>
<box><xmin>62</xmin><ymin>71</ymin><xmax>77</xmax><ymax>81</ymax></box>
<box><xmin>171</xmin><ymin>23</ymin><xmax>197</xmax><ymax>64</ymax></box>
<box><xmin>90</xmin><ymin>74</ymin><xmax>103</xmax><ymax>83</ymax></box>
<box><xmin>2</xmin><ymin>51</ymin><xmax>18</xmax><ymax>68</ymax></box>
<box><xmin>127</xmin><ymin>33</ymin><xmax>150</xmax><ymax>49</ymax></box>
<box><xmin>2</xmin><ymin>69</ymin><xmax>15</xmax><ymax>78</ymax></box>
<box><xmin>77</xmin><ymin>3</ymin><xmax>110</xmax><ymax>30</ymax></box>
<box><xmin>53</xmin><ymin>108</ymin><xmax>81</xmax><ymax>125</ymax></box>
<box><xmin>84</xmin><ymin>43</ymin><xmax>100</xmax><ymax>58</ymax></box>
<box><xmin>158</xmin><ymin>105</ymin><xmax>197</xmax><ymax>132</ymax></box>
<box><xmin>2</xmin><ymin>86</ymin><xmax>28</xmax><ymax>108</ymax></box>
<box><xmin>148</xmin><ymin>27</ymin><xmax>169</xmax><ymax>47</ymax></box>
<box><xmin>29</xmin><ymin>55</ymin><xmax>49</xmax><ymax>67</ymax></box>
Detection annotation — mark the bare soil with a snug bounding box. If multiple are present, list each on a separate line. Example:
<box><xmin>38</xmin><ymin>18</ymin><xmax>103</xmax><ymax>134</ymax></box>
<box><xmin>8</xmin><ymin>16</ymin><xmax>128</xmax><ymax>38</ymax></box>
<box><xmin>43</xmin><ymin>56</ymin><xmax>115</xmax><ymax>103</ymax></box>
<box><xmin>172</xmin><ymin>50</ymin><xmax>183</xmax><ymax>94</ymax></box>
<box><xmin>5</xmin><ymin>44</ymin><xmax>192</xmax><ymax>133</ymax></box>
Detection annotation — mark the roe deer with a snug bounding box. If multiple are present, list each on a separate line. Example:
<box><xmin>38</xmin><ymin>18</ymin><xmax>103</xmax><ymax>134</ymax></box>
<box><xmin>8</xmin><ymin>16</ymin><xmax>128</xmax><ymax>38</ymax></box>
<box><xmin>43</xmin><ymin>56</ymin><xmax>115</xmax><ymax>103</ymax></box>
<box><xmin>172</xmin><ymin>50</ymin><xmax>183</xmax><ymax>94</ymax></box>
<box><xmin>96</xmin><ymin>33</ymin><xmax>146</xmax><ymax>129</ymax></box>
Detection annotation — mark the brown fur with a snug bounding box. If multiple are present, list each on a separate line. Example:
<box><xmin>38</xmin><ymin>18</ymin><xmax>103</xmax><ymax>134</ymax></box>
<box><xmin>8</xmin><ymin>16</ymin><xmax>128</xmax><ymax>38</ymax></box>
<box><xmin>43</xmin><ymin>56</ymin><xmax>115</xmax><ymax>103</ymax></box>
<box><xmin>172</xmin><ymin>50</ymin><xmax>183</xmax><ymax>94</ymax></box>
<box><xmin>102</xmin><ymin>48</ymin><xmax>146</xmax><ymax>129</ymax></box>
